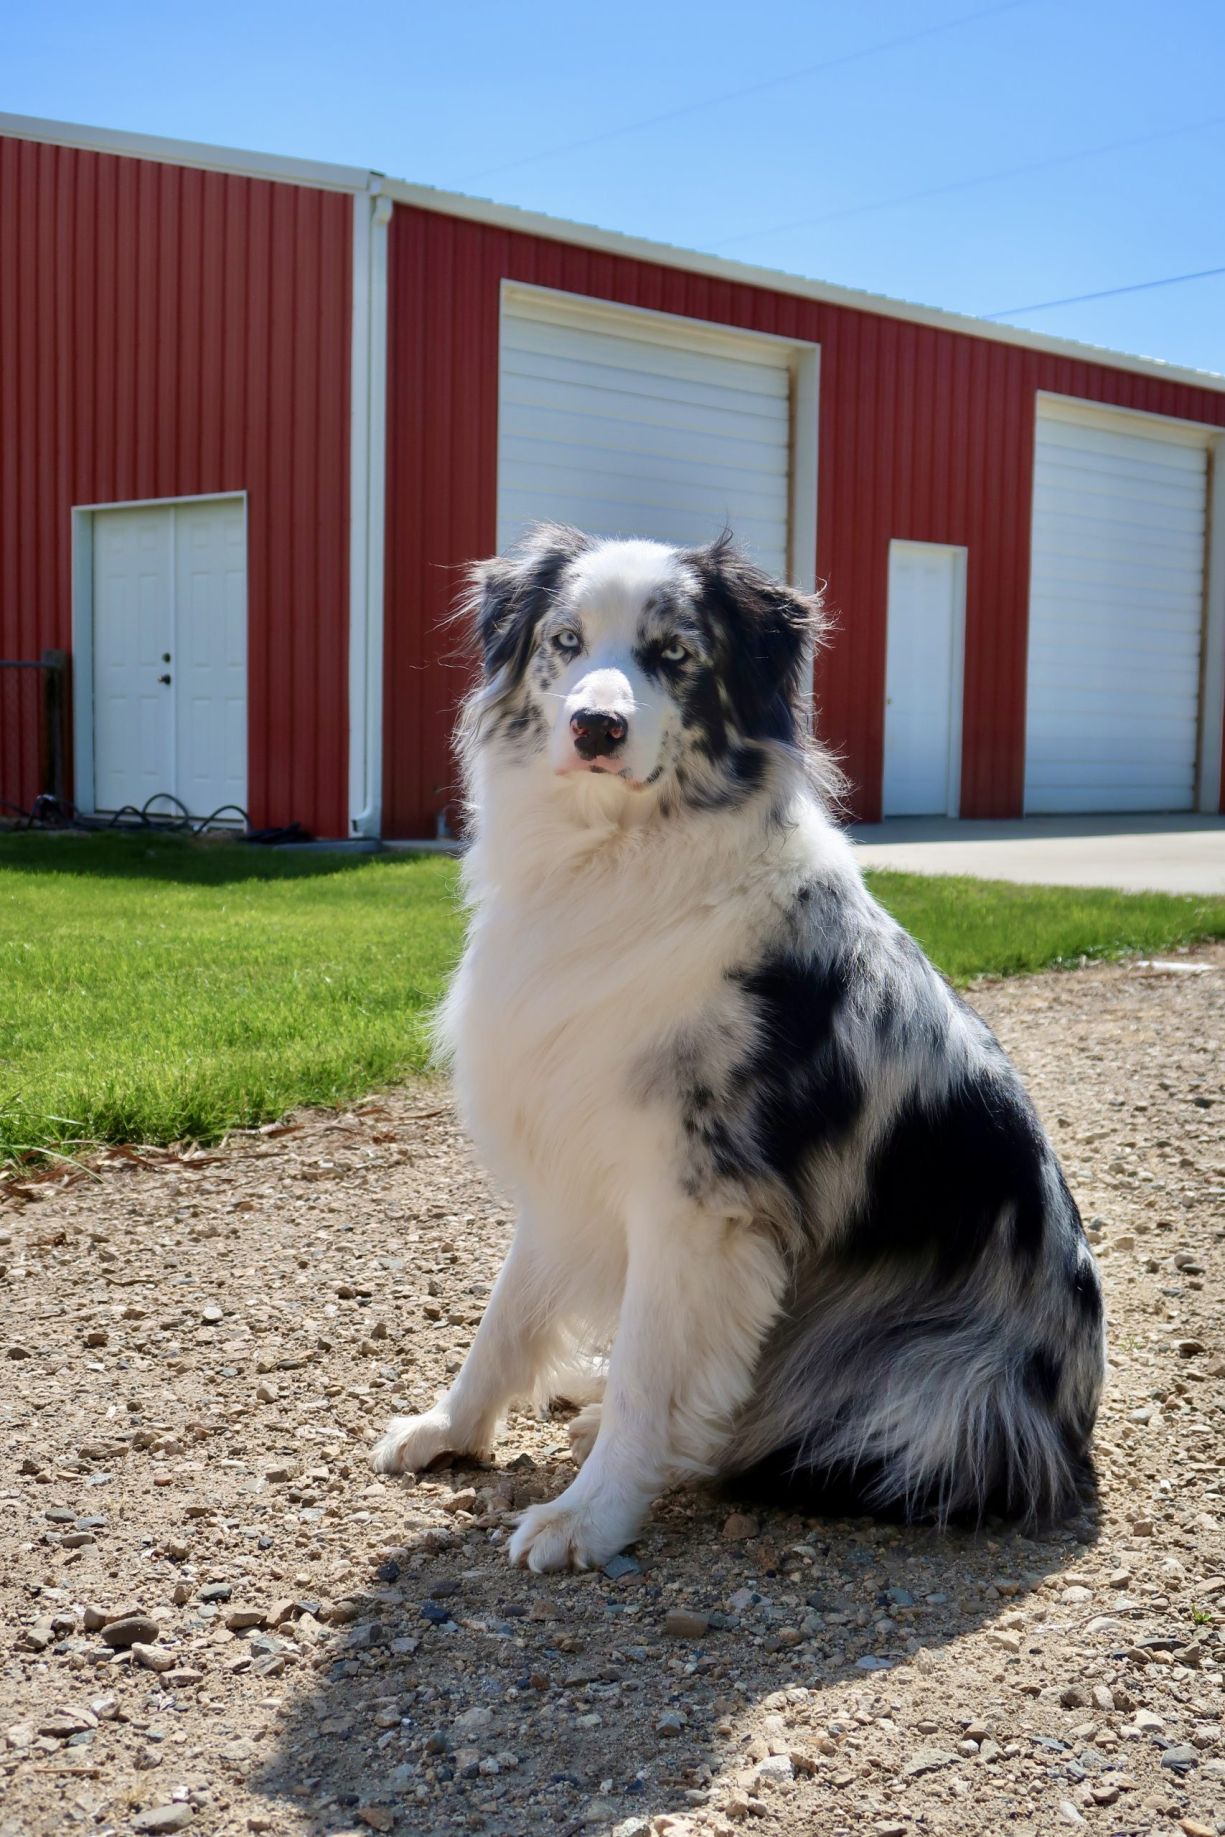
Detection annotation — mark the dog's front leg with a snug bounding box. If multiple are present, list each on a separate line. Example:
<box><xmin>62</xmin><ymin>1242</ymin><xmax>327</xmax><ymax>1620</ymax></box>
<box><xmin>508</xmin><ymin>1205</ymin><xmax>785</xmax><ymax>1571</ymax></box>
<box><xmin>371</xmin><ymin>1227</ymin><xmax>561</xmax><ymax>1474</ymax></box>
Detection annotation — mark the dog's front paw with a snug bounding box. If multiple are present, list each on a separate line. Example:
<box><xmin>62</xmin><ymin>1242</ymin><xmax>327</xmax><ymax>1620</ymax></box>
<box><xmin>508</xmin><ymin>1485</ymin><xmax>635</xmax><ymax>1572</ymax></box>
<box><xmin>370</xmin><ymin>1407</ymin><xmax>474</xmax><ymax>1475</ymax></box>
<box><xmin>567</xmin><ymin>1401</ymin><xmax>602</xmax><ymax>1467</ymax></box>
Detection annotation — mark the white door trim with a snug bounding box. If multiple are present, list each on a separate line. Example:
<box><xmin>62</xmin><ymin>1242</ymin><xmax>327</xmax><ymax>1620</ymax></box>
<box><xmin>1036</xmin><ymin>388</ymin><xmax>1225</xmax><ymax>443</ymax></box>
<box><xmin>882</xmin><ymin>539</ymin><xmax>967</xmax><ymax>818</ymax></box>
<box><xmin>1197</xmin><ymin>436</ymin><xmax>1225</xmax><ymax>812</ymax></box>
<box><xmin>71</xmin><ymin>492</ymin><xmax>248</xmax><ymax>818</ymax></box>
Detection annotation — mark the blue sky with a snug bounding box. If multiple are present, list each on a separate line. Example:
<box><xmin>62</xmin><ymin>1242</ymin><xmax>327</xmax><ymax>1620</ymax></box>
<box><xmin>7</xmin><ymin>0</ymin><xmax>1225</xmax><ymax>373</ymax></box>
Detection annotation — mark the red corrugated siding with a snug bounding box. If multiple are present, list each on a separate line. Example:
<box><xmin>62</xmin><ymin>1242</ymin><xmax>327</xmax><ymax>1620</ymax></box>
<box><xmin>383</xmin><ymin>206</ymin><xmax>1225</xmax><ymax>833</ymax></box>
<box><xmin>0</xmin><ymin>136</ymin><xmax>352</xmax><ymax>834</ymax></box>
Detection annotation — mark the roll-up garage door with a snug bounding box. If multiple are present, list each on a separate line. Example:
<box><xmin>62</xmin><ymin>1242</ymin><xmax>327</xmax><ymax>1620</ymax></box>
<box><xmin>497</xmin><ymin>289</ymin><xmax>795</xmax><ymax>580</ymax></box>
<box><xmin>1024</xmin><ymin>399</ymin><xmax>1209</xmax><ymax>813</ymax></box>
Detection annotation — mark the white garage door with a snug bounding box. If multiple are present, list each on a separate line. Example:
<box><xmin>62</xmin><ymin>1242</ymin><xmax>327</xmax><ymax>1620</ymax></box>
<box><xmin>1024</xmin><ymin>400</ymin><xmax>1209</xmax><ymax>813</ymax></box>
<box><xmin>497</xmin><ymin>289</ymin><xmax>795</xmax><ymax>579</ymax></box>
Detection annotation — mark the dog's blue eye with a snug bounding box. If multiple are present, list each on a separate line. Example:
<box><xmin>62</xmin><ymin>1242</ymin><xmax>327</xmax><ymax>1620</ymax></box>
<box><xmin>662</xmin><ymin>641</ymin><xmax>688</xmax><ymax>664</ymax></box>
<box><xmin>555</xmin><ymin>630</ymin><xmax>581</xmax><ymax>652</ymax></box>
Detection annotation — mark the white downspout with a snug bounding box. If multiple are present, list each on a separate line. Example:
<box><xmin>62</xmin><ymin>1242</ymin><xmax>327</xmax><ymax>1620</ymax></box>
<box><xmin>348</xmin><ymin>181</ymin><xmax>391</xmax><ymax>837</ymax></box>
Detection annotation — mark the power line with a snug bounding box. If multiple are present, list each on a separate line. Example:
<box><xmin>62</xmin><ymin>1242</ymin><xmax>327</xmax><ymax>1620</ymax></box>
<box><xmin>983</xmin><ymin>264</ymin><xmax>1225</xmax><ymax>318</ymax></box>
<box><xmin>462</xmin><ymin>0</ymin><xmax>1028</xmax><ymax>185</ymax></box>
<box><xmin>713</xmin><ymin>112</ymin><xmax>1225</xmax><ymax>250</ymax></box>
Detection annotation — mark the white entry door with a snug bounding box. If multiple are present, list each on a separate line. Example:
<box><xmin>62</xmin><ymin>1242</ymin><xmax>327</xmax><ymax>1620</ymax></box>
<box><xmin>91</xmin><ymin>499</ymin><xmax>247</xmax><ymax>818</ymax></box>
<box><xmin>882</xmin><ymin>540</ymin><xmax>966</xmax><ymax>817</ymax></box>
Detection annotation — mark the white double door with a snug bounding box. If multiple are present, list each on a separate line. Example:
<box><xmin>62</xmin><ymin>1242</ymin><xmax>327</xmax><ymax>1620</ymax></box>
<box><xmin>91</xmin><ymin>498</ymin><xmax>247</xmax><ymax>819</ymax></box>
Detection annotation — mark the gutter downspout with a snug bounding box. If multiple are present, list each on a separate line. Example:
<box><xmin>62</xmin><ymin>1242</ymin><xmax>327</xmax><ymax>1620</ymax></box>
<box><xmin>348</xmin><ymin>180</ymin><xmax>391</xmax><ymax>837</ymax></box>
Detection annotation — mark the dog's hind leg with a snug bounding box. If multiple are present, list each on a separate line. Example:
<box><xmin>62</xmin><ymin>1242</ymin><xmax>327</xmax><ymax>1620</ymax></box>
<box><xmin>371</xmin><ymin>1224</ymin><xmax>565</xmax><ymax>1475</ymax></box>
<box><xmin>545</xmin><ymin>1351</ymin><xmax>607</xmax><ymax>1412</ymax></box>
<box><xmin>509</xmin><ymin>1201</ymin><xmax>787</xmax><ymax>1570</ymax></box>
<box><xmin>567</xmin><ymin>1401</ymin><xmax>602</xmax><ymax>1467</ymax></box>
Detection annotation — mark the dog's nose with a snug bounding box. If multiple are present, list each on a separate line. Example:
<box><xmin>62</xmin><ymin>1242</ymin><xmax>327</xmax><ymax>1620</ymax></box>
<box><xmin>570</xmin><ymin>709</ymin><xmax>627</xmax><ymax>759</ymax></box>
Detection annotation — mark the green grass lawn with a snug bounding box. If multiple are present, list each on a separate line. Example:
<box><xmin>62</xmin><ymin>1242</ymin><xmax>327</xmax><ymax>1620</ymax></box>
<box><xmin>2</xmin><ymin>830</ymin><xmax>1223</xmax><ymax>1166</ymax></box>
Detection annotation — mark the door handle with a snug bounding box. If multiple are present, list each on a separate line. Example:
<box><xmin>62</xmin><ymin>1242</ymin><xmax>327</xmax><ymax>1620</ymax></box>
<box><xmin>158</xmin><ymin>673</ymin><xmax>172</xmax><ymax>685</ymax></box>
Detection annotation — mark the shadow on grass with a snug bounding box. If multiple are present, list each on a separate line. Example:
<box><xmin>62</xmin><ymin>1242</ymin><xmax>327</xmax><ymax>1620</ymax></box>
<box><xmin>0</xmin><ymin>831</ymin><xmax>451</xmax><ymax>888</ymax></box>
<box><xmin>252</xmin><ymin>1460</ymin><xmax>1099</xmax><ymax>1837</ymax></box>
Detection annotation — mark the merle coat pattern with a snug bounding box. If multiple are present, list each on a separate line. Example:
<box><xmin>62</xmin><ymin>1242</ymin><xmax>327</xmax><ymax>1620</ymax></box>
<box><xmin>372</xmin><ymin>525</ymin><xmax>1105</xmax><ymax>1571</ymax></box>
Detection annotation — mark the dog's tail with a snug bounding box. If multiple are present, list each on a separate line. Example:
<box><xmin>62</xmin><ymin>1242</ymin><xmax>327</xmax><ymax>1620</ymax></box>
<box><xmin>721</xmin><ymin>1265</ymin><xmax>1103</xmax><ymax>1527</ymax></box>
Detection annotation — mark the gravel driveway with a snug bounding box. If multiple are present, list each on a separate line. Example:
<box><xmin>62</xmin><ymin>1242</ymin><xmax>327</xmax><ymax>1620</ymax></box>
<box><xmin>3</xmin><ymin>946</ymin><xmax>1223</xmax><ymax>1837</ymax></box>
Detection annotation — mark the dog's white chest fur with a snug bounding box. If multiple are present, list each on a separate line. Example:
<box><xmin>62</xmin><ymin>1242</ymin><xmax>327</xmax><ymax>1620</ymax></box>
<box><xmin>446</xmin><ymin>832</ymin><xmax>764</xmax><ymax>1226</ymax></box>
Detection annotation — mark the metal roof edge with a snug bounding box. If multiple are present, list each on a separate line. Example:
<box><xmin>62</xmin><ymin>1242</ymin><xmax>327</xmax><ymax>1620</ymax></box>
<box><xmin>0</xmin><ymin>111</ymin><xmax>376</xmax><ymax>194</ymax></box>
<box><xmin>384</xmin><ymin>176</ymin><xmax>1225</xmax><ymax>396</ymax></box>
<box><xmin>2</xmin><ymin>112</ymin><xmax>1221</xmax><ymax>393</ymax></box>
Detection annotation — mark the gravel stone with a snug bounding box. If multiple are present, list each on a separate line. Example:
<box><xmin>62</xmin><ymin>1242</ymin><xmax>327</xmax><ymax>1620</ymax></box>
<box><xmin>904</xmin><ymin>1748</ymin><xmax>960</xmax><ymax>1777</ymax></box>
<box><xmin>603</xmin><ymin>1553</ymin><xmax>641</xmax><ymax>1579</ymax></box>
<box><xmin>98</xmin><ymin>1613</ymin><xmax>158</xmax><ymax>1648</ymax></box>
<box><xmin>664</xmin><ymin>1609</ymin><xmax>710</xmax><ymax>1639</ymax></box>
<box><xmin>131</xmin><ymin>1643</ymin><xmax>176</xmax><ymax>1672</ymax></box>
<box><xmin>131</xmin><ymin>1807</ymin><xmax>194</xmax><ymax>1833</ymax></box>
<box><xmin>451</xmin><ymin>1706</ymin><xmax>494</xmax><ymax>1742</ymax></box>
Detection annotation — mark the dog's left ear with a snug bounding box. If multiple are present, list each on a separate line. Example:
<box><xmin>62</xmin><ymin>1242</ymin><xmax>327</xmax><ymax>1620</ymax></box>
<box><xmin>689</xmin><ymin>533</ymin><xmax>822</xmax><ymax>740</ymax></box>
<box><xmin>463</xmin><ymin>524</ymin><xmax>591</xmax><ymax>683</ymax></box>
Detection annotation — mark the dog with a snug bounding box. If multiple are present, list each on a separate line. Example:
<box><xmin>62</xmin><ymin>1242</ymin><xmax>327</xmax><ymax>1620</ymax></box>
<box><xmin>371</xmin><ymin>524</ymin><xmax>1105</xmax><ymax>1571</ymax></box>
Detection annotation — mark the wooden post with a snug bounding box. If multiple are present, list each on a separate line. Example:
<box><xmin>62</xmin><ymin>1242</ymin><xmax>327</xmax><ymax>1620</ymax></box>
<box><xmin>40</xmin><ymin>649</ymin><xmax>67</xmax><ymax>802</ymax></box>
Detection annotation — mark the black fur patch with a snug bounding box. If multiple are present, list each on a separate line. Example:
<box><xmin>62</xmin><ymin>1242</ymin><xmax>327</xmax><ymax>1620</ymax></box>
<box><xmin>686</xmin><ymin>534</ymin><xmax>816</xmax><ymax>748</ymax></box>
<box><xmin>472</xmin><ymin>526</ymin><xmax>589</xmax><ymax>685</ymax></box>
<box><xmin>727</xmin><ymin>950</ymin><xmax>864</xmax><ymax>1186</ymax></box>
<box><xmin>1069</xmin><ymin>1253</ymin><xmax>1104</xmax><ymax>1328</ymax></box>
<box><xmin>846</xmin><ymin>1075</ymin><xmax>1050</xmax><ymax>1279</ymax></box>
<box><xmin>732</xmin><ymin>1437</ymin><xmax>1092</xmax><ymax>1527</ymax></box>
<box><xmin>1025</xmin><ymin>1346</ymin><xmax>1064</xmax><ymax>1409</ymax></box>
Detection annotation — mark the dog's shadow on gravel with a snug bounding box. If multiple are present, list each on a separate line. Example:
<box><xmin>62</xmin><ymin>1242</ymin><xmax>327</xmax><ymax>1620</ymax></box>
<box><xmin>254</xmin><ymin>1458</ymin><xmax>1099</xmax><ymax>1837</ymax></box>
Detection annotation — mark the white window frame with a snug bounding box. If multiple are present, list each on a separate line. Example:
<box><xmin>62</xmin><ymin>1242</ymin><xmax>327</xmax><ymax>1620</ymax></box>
<box><xmin>70</xmin><ymin>491</ymin><xmax>248</xmax><ymax>819</ymax></box>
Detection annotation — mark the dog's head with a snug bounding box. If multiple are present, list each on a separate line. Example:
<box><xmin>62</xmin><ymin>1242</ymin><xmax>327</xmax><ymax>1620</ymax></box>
<box><xmin>459</xmin><ymin>524</ymin><xmax>823</xmax><ymax>816</ymax></box>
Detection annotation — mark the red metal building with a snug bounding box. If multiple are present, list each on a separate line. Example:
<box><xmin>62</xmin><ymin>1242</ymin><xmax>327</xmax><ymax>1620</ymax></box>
<box><xmin>0</xmin><ymin>117</ymin><xmax>367</xmax><ymax>839</ymax></box>
<box><xmin>3</xmin><ymin>112</ymin><xmax>1224</xmax><ymax>837</ymax></box>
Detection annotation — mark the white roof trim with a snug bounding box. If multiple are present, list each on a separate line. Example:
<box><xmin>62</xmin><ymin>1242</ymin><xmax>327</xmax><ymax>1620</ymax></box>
<box><xmin>386</xmin><ymin>177</ymin><xmax>1225</xmax><ymax>396</ymax></box>
<box><xmin>0</xmin><ymin>111</ymin><xmax>375</xmax><ymax>194</ymax></box>
<box><xmin>3</xmin><ymin>111</ymin><xmax>1223</xmax><ymax>392</ymax></box>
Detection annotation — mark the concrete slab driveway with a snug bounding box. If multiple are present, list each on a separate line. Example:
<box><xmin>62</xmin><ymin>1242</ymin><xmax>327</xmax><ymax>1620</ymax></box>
<box><xmin>849</xmin><ymin>813</ymin><xmax>1225</xmax><ymax>895</ymax></box>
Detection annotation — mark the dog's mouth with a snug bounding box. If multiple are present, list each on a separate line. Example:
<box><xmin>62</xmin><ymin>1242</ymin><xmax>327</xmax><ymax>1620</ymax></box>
<box><xmin>555</xmin><ymin>757</ymin><xmax>662</xmax><ymax>791</ymax></box>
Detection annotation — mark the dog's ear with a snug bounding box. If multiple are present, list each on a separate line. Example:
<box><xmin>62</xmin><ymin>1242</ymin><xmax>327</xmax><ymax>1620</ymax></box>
<box><xmin>689</xmin><ymin>531</ymin><xmax>822</xmax><ymax>740</ymax></box>
<box><xmin>465</xmin><ymin>524</ymin><xmax>591</xmax><ymax>681</ymax></box>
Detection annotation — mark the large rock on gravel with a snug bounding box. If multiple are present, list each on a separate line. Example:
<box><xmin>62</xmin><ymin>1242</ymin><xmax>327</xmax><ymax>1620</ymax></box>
<box><xmin>904</xmin><ymin>1749</ymin><xmax>960</xmax><ymax>1777</ymax></box>
<box><xmin>131</xmin><ymin>1642</ymin><xmax>176</xmax><ymax>1672</ymax></box>
<box><xmin>132</xmin><ymin>1807</ymin><xmax>194</xmax><ymax>1833</ymax></box>
<box><xmin>450</xmin><ymin>1705</ymin><xmax>494</xmax><ymax>1743</ymax></box>
<box><xmin>99</xmin><ymin>1613</ymin><xmax>159</xmax><ymax>1648</ymax></box>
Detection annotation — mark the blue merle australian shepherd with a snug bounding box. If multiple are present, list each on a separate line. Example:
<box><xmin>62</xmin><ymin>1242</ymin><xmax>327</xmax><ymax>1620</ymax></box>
<box><xmin>372</xmin><ymin>525</ymin><xmax>1105</xmax><ymax>1571</ymax></box>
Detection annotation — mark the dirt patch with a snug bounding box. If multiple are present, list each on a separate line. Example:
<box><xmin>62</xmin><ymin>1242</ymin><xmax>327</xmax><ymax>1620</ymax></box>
<box><xmin>2</xmin><ymin>947</ymin><xmax>1223</xmax><ymax>1837</ymax></box>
